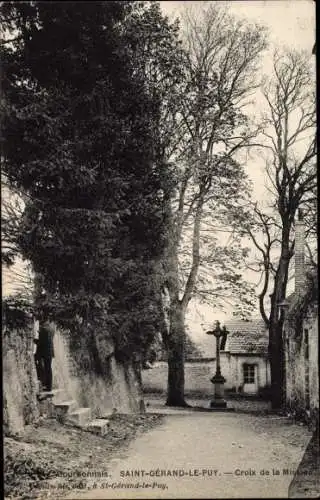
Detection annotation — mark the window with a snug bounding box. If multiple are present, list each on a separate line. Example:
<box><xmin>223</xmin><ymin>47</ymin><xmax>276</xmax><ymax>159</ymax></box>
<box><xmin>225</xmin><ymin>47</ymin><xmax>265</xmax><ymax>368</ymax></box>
<box><xmin>243</xmin><ymin>364</ymin><xmax>255</xmax><ymax>384</ymax></box>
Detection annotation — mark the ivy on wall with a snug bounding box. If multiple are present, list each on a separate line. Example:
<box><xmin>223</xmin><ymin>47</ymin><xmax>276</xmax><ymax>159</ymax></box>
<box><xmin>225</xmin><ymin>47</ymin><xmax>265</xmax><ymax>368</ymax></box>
<box><xmin>287</xmin><ymin>271</ymin><xmax>318</xmax><ymax>341</ymax></box>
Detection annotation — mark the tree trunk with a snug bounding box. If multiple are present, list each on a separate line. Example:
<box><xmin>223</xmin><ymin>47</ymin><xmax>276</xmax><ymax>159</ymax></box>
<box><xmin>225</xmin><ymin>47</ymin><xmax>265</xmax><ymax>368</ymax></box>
<box><xmin>161</xmin><ymin>188</ymin><xmax>206</xmax><ymax>407</ymax></box>
<box><xmin>269</xmin><ymin>314</ymin><xmax>285</xmax><ymax>410</ymax></box>
<box><xmin>166</xmin><ymin>300</ymin><xmax>188</xmax><ymax>407</ymax></box>
<box><xmin>161</xmin><ymin>203</ymin><xmax>188</xmax><ymax>407</ymax></box>
<box><xmin>268</xmin><ymin>230</ymin><xmax>290</xmax><ymax>410</ymax></box>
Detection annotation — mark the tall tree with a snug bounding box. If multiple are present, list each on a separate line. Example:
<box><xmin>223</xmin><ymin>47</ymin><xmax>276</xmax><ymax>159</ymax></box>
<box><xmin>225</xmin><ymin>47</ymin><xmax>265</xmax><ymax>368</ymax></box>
<box><xmin>159</xmin><ymin>2</ymin><xmax>267</xmax><ymax>406</ymax></box>
<box><xmin>237</xmin><ymin>49</ymin><xmax>316</xmax><ymax>408</ymax></box>
<box><xmin>1</xmin><ymin>2</ymin><xmax>174</xmax><ymax>379</ymax></box>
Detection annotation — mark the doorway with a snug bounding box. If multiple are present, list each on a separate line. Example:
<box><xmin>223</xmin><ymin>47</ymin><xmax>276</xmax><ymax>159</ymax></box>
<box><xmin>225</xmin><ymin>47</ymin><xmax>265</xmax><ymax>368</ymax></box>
<box><xmin>243</xmin><ymin>363</ymin><xmax>258</xmax><ymax>394</ymax></box>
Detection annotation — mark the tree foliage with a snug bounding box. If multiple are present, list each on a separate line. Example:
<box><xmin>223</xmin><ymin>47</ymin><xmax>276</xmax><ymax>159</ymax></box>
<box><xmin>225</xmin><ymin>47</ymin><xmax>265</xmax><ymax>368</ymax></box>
<box><xmin>156</xmin><ymin>2</ymin><xmax>268</xmax><ymax>405</ymax></box>
<box><xmin>236</xmin><ymin>49</ymin><xmax>317</xmax><ymax>408</ymax></box>
<box><xmin>170</xmin><ymin>2</ymin><xmax>268</xmax><ymax>312</ymax></box>
<box><xmin>1</xmin><ymin>1</ymin><xmax>177</xmax><ymax>361</ymax></box>
<box><xmin>241</xmin><ymin>49</ymin><xmax>316</xmax><ymax>325</ymax></box>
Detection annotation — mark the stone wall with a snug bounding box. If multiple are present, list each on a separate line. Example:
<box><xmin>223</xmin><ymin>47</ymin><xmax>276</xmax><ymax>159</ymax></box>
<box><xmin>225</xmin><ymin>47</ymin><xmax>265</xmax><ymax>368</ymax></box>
<box><xmin>284</xmin><ymin>307</ymin><xmax>319</xmax><ymax>427</ymax></box>
<box><xmin>3</xmin><ymin>321</ymin><xmax>40</xmax><ymax>435</ymax></box>
<box><xmin>52</xmin><ymin>328</ymin><xmax>143</xmax><ymax>415</ymax></box>
<box><xmin>3</xmin><ymin>318</ymin><xmax>144</xmax><ymax>434</ymax></box>
<box><xmin>308</xmin><ymin>315</ymin><xmax>319</xmax><ymax>423</ymax></box>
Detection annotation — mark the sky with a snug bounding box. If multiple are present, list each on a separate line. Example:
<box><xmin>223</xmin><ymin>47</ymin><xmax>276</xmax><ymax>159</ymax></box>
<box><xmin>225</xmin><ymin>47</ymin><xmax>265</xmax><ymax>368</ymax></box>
<box><xmin>159</xmin><ymin>0</ymin><xmax>316</xmax><ymax>341</ymax></box>
<box><xmin>159</xmin><ymin>0</ymin><xmax>315</xmax><ymax>53</ymax></box>
<box><xmin>159</xmin><ymin>0</ymin><xmax>315</xmax><ymax>195</ymax></box>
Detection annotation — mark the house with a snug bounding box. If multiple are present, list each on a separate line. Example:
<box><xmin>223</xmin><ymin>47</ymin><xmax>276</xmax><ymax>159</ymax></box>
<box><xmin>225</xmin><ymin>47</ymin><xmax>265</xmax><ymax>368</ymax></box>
<box><xmin>220</xmin><ymin>319</ymin><xmax>271</xmax><ymax>396</ymax></box>
<box><xmin>142</xmin><ymin>319</ymin><xmax>271</xmax><ymax>397</ymax></box>
<box><xmin>282</xmin><ymin>213</ymin><xmax>318</xmax><ymax>429</ymax></box>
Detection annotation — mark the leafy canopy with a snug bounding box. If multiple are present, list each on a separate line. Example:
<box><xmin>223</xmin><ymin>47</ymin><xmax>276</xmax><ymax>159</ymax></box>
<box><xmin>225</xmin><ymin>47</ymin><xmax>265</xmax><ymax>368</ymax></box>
<box><xmin>1</xmin><ymin>1</ymin><xmax>179</xmax><ymax>359</ymax></box>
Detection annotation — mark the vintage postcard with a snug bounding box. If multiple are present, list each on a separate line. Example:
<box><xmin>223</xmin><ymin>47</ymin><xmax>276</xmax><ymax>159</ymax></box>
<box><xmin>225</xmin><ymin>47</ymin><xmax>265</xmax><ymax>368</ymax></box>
<box><xmin>2</xmin><ymin>1</ymin><xmax>318</xmax><ymax>499</ymax></box>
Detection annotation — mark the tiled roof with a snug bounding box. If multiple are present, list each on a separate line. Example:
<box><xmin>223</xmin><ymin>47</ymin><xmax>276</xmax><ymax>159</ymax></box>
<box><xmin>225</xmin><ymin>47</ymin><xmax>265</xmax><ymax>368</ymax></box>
<box><xmin>223</xmin><ymin>318</ymin><xmax>269</xmax><ymax>355</ymax></box>
<box><xmin>189</xmin><ymin>318</ymin><xmax>269</xmax><ymax>358</ymax></box>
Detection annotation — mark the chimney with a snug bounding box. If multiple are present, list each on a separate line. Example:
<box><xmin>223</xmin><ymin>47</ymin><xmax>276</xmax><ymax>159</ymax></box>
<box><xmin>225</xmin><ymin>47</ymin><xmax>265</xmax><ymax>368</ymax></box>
<box><xmin>294</xmin><ymin>209</ymin><xmax>306</xmax><ymax>292</ymax></box>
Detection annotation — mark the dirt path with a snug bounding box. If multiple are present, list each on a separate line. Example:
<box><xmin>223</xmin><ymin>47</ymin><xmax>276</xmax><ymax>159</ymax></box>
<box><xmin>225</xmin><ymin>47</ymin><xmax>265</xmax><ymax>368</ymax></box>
<box><xmin>4</xmin><ymin>414</ymin><xmax>164</xmax><ymax>499</ymax></box>
<box><xmin>66</xmin><ymin>411</ymin><xmax>312</xmax><ymax>499</ymax></box>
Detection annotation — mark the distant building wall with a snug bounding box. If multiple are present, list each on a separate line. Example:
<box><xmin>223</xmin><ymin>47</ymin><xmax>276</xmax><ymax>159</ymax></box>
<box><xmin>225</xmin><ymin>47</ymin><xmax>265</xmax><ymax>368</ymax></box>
<box><xmin>142</xmin><ymin>361</ymin><xmax>214</xmax><ymax>394</ymax></box>
<box><xmin>142</xmin><ymin>356</ymin><xmax>270</xmax><ymax>396</ymax></box>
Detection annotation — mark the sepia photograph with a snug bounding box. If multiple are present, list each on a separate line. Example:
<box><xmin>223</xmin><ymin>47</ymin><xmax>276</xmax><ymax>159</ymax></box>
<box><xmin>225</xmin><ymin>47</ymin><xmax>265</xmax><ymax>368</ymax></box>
<box><xmin>1</xmin><ymin>0</ymin><xmax>318</xmax><ymax>498</ymax></box>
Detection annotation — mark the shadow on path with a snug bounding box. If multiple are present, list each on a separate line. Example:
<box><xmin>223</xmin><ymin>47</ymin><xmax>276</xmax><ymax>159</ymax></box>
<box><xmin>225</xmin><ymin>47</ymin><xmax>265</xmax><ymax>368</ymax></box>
<box><xmin>144</xmin><ymin>394</ymin><xmax>271</xmax><ymax>415</ymax></box>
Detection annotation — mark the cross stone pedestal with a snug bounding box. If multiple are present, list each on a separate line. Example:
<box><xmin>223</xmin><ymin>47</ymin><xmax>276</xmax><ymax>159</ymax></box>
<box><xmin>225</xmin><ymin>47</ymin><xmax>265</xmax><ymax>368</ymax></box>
<box><xmin>210</xmin><ymin>373</ymin><xmax>227</xmax><ymax>408</ymax></box>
